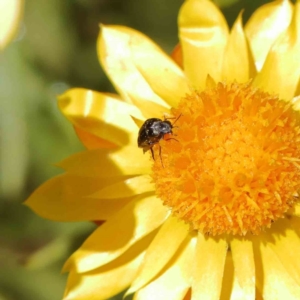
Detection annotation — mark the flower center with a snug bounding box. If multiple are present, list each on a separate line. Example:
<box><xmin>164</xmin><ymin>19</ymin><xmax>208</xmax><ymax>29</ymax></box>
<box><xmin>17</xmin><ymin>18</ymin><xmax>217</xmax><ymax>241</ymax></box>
<box><xmin>152</xmin><ymin>82</ymin><xmax>300</xmax><ymax>236</ymax></box>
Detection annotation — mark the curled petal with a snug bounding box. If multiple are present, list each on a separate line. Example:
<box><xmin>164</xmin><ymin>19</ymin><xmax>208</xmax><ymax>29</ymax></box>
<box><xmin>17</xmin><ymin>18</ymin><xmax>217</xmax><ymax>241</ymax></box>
<box><xmin>133</xmin><ymin>236</ymin><xmax>196</xmax><ymax>300</ymax></box>
<box><xmin>253</xmin><ymin>0</ymin><xmax>300</xmax><ymax>100</ymax></box>
<box><xmin>58</xmin><ymin>89</ymin><xmax>143</xmax><ymax>147</ymax></box>
<box><xmin>64</xmin><ymin>195</ymin><xmax>169</xmax><ymax>273</ymax></box>
<box><xmin>127</xmin><ymin>217</ymin><xmax>189</xmax><ymax>295</ymax></box>
<box><xmin>171</xmin><ymin>44</ymin><xmax>183</xmax><ymax>68</ymax></box>
<box><xmin>57</xmin><ymin>146</ymin><xmax>152</xmax><ymax>178</ymax></box>
<box><xmin>98</xmin><ymin>25</ymin><xmax>171</xmax><ymax>118</ymax></box>
<box><xmin>24</xmin><ymin>174</ymin><xmax>133</xmax><ymax>221</ymax></box>
<box><xmin>245</xmin><ymin>0</ymin><xmax>293</xmax><ymax>71</ymax></box>
<box><xmin>222</xmin><ymin>12</ymin><xmax>256</xmax><ymax>82</ymax></box>
<box><xmin>129</xmin><ymin>94</ymin><xmax>171</xmax><ymax>120</ymax></box>
<box><xmin>74</xmin><ymin>126</ymin><xmax>117</xmax><ymax>150</ymax></box>
<box><xmin>90</xmin><ymin>174</ymin><xmax>155</xmax><ymax>199</ymax></box>
<box><xmin>178</xmin><ymin>0</ymin><xmax>229</xmax><ymax>89</ymax></box>
<box><xmin>64</xmin><ymin>248</ymin><xmax>146</xmax><ymax>300</ymax></box>
<box><xmin>131</xmin><ymin>40</ymin><xmax>190</xmax><ymax>108</ymax></box>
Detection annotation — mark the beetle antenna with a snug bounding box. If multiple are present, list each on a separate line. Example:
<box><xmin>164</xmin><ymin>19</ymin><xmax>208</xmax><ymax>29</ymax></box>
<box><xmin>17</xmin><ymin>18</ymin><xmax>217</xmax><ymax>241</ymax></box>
<box><xmin>172</xmin><ymin>113</ymin><xmax>182</xmax><ymax>126</ymax></box>
<box><xmin>163</xmin><ymin>113</ymin><xmax>182</xmax><ymax>127</ymax></box>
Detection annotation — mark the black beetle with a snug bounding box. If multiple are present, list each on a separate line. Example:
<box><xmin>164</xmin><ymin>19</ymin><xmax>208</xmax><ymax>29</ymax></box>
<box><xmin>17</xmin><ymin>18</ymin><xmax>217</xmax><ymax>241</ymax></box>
<box><xmin>137</xmin><ymin>115</ymin><xmax>181</xmax><ymax>164</ymax></box>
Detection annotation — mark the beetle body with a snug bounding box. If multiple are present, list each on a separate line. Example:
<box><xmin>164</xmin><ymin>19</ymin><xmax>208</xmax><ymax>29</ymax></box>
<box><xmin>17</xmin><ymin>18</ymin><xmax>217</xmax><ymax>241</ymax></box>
<box><xmin>138</xmin><ymin>118</ymin><xmax>173</xmax><ymax>153</ymax></box>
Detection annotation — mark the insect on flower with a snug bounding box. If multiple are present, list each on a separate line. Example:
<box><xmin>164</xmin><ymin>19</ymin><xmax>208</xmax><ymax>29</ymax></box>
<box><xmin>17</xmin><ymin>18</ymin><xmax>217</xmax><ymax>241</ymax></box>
<box><xmin>137</xmin><ymin>114</ymin><xmax>181</xmax><ymax>165</ymax></box>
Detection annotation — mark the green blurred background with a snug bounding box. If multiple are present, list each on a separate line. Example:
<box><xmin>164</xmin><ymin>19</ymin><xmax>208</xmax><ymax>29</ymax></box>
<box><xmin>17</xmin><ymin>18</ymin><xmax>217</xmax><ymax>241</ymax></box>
<box><xmin>0</xmin><ymin>0</ymin><xmax>275</xmax><ymax>299</ymax></box>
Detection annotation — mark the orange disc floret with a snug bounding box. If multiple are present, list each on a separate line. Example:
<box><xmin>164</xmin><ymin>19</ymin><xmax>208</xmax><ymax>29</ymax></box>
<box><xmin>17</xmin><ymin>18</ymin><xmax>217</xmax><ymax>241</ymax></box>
<box><xmin>152</xmin><ymin>82</ymin><xmax>300</xmax><ymax>236</ymax></box>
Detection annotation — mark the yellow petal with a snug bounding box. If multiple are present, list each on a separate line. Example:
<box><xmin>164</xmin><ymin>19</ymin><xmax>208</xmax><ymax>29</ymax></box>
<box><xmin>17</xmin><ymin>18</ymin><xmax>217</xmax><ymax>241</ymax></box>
<box><xmin>74</xmin><ymin>126</ymin><xmax>117</xmax><ymax>150</ymax></box>
<box><xmin>230</xmin><ymin>238</ymin><xmax>255</xmax><ymax>299</ymax></box>
<box><xmin>220</xmin><ymin>251</ymin><xmax>234</xmax><ymax>299</ymax></box>
<box><xmin>98</xmin><ymin>25</ymin><xmax>171</xmax><ymax>118</ymax></box>
<box><xmin>295</xmin><ymin>78</ymin><xmax>300</xmax><ymax>97</ymax></box>
<box><xmin>64</xmin><ymin>248</ymin><xmax>145</xmax><ymax>300</ymax></box>
<box><xmin>133</xmin><ymin>236</ymin><xmax>196</xmax><ymax>300</ymax></box>
<box><xmin>58</xmin><ymin>88</ymin><xmax>143</xmax><ymax>147</ymax></box>
<box><xmin>290</xmin><ymin>215</ymin><xmax>300</xmax><ymax>236</ymax></box>
<box><xmin>266</xmin><ymin>219</ymin><xmax>300</xmax><ymax>286</ymax></box>
<box><xmin>0</xmin><ymin>0</ymin><xmax>23</xmax><ymax>50</ymax></box>
<box><xmin>291</xmin><ymin>94</ymin><xmax>300</xmax><ymax>111</ymax></box>
<box><xmin>57</xmin><ymin>145</ymin><xmax>152</xmax><ymax>178</ymax></box>
<box><xmin>192</xmin><ymin>234</ymin><xmax>228</xmax><ymax>300</ymax></box>
<box><xmin>255</xmin><ymin>289</ymin><xmax>264</xmax><ymax>300</ymax></box>
<box><xmin>253</xmin><ymin>234</ymin><xmax>300</xmax><ymax>299</ymax></box>
<box><xmin>90</xmin><ymin>174</ymin><xmax>155</xmax><ymax>199</ymax></box>
<box><xmin>131</xmin><ymin>96</ymin><xmax>171</xmax><ymax>120</ymax></box>
<box><xmin>205</xmin><ymin>74</ymin><xmax>216</xmax><ymax>89</ymax></box>
<box><xmin>127</xmin><ymin>217</ymin><xmax>189</xmax><ymax>294</ymax></box>
<box><xmin>65</xmin><ymin>195</ymin><xmax>169</xmax><ymax>273</ymax></box>
<box><xmin>289</xmin><ymin>202</ymin><xmax>300</xmax><ymax>216</ymax></box>
<box><xmin>253</xmin><ymin>1</ymin><xmax>300</xmax><ymax>100</ymax></box>
<box><xmin>24</xmin><ymin>173</ymin><xmax>133</xmax><ymax>221</ymax></box>
<box><xmin>171</xmin><ymin>44</ymin><xmax>183</xmax><ymax>68</ymax></box>
<box><xmin>220</xmin><ymin>252</ymin><xmax>249</xmax><ymax>300</ymax></box>
<box><xmin>245</xmin><ymin>0</ymin><xmax>293</xmax><ymax>72</ymax></box>
<box><xmin>178</xmin><ymin>0</ymin><xmax>229</xmax><ymax>89</ymax></box>
<box><xmin>133</xmin><ymin>45</ymin><xmax>190</xmax><ymax>108</ymax></box>
<box><xmin>131</xmin><ymin>115</ymin><xmax>146</xmax><ymax>129</ymax></box>
<box><xmin>222</xmin><ymin>12</ymin><xmax>256</xmax><ymax>82</ymax></box>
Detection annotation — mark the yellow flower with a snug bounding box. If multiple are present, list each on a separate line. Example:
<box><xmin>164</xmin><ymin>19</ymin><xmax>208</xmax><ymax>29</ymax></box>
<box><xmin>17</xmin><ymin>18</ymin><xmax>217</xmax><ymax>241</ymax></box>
<box><xmin>26</xmin><ymin>0</ymin><xmax>300</xmax><ymax>299</ymax></box>
<box><xmin>0</xmin><ymin>0</ymin><xmax>24</xmax><ymax>50</ymax></box>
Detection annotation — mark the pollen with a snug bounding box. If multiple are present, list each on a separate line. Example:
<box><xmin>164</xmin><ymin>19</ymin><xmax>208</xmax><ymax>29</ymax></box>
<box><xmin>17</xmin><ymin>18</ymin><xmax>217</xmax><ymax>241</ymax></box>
<box><xmin>152</xmin><ymin>82</ymin><xmax>300</xmax><ymax>235</ymax></box>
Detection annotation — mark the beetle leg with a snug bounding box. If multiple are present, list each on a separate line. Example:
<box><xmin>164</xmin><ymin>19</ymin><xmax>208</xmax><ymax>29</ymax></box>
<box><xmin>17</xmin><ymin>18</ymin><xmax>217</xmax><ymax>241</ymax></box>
<box><xmin>165</xmin><ymin>137</ymin><xmax>179</xmax><ymax>143</ymax></box>
<box><xmin>150</xmin><ymin>147</ymin><xmax>155</xmax><ymax>160</ymax></box>
<box><xmin>159</xmin><ymin>144</ymin><xmax>164</xmax><ymax>168</ymax></box>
